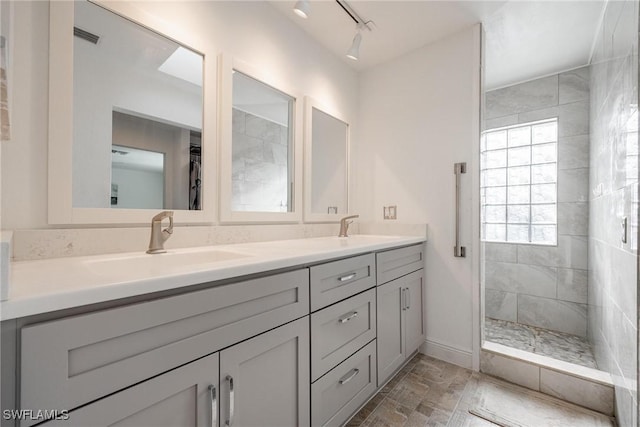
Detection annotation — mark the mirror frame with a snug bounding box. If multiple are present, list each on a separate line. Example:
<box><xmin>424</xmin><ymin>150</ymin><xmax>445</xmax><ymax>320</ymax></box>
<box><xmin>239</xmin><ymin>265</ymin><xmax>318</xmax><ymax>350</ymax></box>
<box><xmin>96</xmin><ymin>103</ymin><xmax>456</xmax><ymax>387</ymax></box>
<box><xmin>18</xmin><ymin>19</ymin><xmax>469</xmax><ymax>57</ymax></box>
<box><xmin>48</xmin><ymin>1</ymin><xmax>217</xmax><ymax>225</ymax></box>
<box><xmin>218</xmin><ymin>55</ymin><xmax>303</xmax><ymax>223</ymax></box>
<box><xmin>303</xmin><ymin>97</ymin><xmax>351</xmax><ymax>223</ymax></box>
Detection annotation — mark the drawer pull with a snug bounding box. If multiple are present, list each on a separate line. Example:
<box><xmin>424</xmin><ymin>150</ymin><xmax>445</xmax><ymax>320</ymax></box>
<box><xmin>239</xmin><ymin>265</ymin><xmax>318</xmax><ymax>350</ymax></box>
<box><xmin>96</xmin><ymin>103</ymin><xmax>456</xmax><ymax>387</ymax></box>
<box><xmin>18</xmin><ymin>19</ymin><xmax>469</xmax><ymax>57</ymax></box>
<box><xmin>209</xmin><ymin>385</ymin><xmax>217</xmax><ymax>427</ymax></box>
<box><xmin>339</xmin><ymin>368</ymin><xmax>360</xmax><ymax>385</ymax></box>
<box><xmin>226</xmin><ymin>375</ymin><xmax>234</xmax><ymax>426</ymax></box>
<box><xmin>338</xmin><ymin>273</ymin><xmax>357</xmax><ymax>282</ymax></box>
<box><xmin>338</xmin><ymin>311</ymin><xmax>359</xmax><ymax>324</ymax></box>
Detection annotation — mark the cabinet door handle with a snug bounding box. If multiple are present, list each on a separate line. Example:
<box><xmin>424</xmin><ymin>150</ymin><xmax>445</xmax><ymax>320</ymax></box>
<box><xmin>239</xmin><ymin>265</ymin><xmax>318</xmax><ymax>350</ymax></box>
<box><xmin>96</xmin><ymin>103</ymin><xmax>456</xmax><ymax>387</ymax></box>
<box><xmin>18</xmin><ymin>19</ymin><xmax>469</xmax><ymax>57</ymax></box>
<box><xmin>338</xmin><ymin>273</ymin><xmax>357</xmax><ymax>282</ymax></box>
<box><xmin>225</xmin><ymin>375</ymin><xmax>234</xmax><ymax>426</ymax></box>
<box><xmin>401</xmin><ymin>288</ymin><xmax>406</xmax><ymax>311</ymax></box>
<box><xmin>208</xmin><ymin>385</ymin><xmax>217</xmax><ymax>427</ymax></box>
<box><xmin>339</xmin><ymin>368</ymin><xmax>360</xmax><ymax>385</ymax></box>
<box><xmin>338</xmin><ymin>311</ymin><xmax>358</xmax><ymax>323</ymax></box>
<box><xmin>406</xmin><ymin>288</ymin><xmax>411</xmax><ymax>310</ymax></box>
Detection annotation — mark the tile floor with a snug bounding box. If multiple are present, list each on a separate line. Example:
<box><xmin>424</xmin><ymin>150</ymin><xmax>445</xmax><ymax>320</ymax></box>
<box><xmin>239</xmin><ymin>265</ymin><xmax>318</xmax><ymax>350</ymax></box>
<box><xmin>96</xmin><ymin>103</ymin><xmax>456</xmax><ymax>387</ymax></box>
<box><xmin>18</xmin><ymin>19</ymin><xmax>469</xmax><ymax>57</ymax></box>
<box><xmin>347</xmin><ymin>353</ymin><xmax>614</xmax><ymax>427</ymax></box>
<box><xmin>484</xmin><ymin>318</ymin><xmax>598</xmax><ymax>369</ymax></box>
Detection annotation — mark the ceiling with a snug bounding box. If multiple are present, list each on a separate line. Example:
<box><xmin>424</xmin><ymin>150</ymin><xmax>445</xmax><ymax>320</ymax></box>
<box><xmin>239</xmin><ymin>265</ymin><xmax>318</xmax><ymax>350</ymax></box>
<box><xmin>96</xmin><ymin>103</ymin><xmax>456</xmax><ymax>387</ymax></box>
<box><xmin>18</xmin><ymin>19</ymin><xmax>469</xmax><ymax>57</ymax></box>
<box><xmin>269</xmin><ymin>1</ymin><xmax>606</xmax><ymax>90</ymax></box>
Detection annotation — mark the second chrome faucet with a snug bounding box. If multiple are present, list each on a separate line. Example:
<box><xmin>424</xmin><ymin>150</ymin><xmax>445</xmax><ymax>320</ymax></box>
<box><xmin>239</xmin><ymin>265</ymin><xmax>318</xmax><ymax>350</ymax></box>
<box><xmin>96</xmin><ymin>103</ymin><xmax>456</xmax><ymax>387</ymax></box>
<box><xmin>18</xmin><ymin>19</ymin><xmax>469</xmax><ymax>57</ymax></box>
<box><xmin>147</xmin><ymin>211</ymin><xmax>174</xmax><ymax>254</ymax></box>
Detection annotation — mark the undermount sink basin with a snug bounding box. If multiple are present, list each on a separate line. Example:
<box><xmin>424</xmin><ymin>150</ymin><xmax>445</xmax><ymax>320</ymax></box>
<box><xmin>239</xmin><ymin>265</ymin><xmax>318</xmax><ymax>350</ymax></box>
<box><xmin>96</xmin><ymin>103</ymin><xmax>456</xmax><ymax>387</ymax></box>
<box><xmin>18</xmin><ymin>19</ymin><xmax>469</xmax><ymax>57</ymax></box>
<box><xmin>84</xmin><ymin>248</ymin><xmax>251</xmax><ymax>276</ymax></box>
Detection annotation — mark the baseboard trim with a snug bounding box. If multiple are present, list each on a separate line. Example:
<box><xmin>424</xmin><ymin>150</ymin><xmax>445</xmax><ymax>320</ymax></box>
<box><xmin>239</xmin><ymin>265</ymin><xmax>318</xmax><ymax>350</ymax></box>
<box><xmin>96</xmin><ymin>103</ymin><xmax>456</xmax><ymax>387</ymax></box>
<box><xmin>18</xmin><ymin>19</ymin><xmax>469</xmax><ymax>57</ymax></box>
<box><xmin>420</xmin><ymin>338</ymin><xmax>473</xmax><ymax>369</ymax></box>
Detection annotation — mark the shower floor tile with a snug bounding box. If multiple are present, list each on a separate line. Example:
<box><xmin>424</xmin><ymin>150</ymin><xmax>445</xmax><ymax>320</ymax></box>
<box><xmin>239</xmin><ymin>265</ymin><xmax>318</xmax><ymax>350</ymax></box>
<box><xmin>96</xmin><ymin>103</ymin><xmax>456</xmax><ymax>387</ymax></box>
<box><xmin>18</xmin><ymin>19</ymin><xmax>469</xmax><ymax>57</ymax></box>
<box><xmin>485</xmin><ymin>318</ymin><xmax>598</xmax><ymax>369</ymax></box>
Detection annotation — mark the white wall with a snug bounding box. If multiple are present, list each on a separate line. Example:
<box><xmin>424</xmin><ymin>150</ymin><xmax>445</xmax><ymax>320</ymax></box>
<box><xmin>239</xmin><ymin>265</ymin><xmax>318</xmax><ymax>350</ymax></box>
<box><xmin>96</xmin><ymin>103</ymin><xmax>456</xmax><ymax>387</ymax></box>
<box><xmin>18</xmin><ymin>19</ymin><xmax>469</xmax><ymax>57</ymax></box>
<box><xmin>111</xmin><ymin>166</ymin><xmax>164</xmax><ymax>209</ymax></box>
<box><xmin>356</xmin><ymin>25</ymin><xmax>481</xmax><ymax>367</ymax></box>
<box><xmin>1</xmin><ymin>0</ymin><xmax>358</xmax><ymax>230</ymax></box>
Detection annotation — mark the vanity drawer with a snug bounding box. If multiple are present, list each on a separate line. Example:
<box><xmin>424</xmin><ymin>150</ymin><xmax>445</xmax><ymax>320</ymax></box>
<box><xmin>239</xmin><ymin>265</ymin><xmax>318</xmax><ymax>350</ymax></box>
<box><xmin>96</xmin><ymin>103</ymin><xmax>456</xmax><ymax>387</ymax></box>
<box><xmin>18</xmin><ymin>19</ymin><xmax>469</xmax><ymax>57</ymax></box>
<box><xmin>376</xmin><ymin>243</ymin><xmax>424</xmax><ymax>285</ymax></box>
<box><xmin>311</xmin><ymin>340</ymin><xmax>377</xmax><ymax>427</ymax></box>
<box><xmin>20</xmin><ymin>269</ymin><xmax>309</xmax><ymax>420</ymax></box>
<box><xmin>310</xmin><ymin>253</ymin><xmax>375</xmax><ymax>311</ymax></box>
<box><xmin>311</xmin><ymin>288</ymin><xmax>376</xmax><ymax>381</ymax></box>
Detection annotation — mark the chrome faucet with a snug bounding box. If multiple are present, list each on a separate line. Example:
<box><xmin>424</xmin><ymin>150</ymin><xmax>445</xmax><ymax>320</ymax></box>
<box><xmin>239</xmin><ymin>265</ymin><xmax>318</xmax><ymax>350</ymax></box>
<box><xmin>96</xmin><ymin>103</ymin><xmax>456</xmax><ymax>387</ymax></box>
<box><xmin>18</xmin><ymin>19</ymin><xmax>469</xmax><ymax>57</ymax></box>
<box><xmin>338</xmin><ymin>215</ymin><xmax>359</xmax><ymax>237</ymax></box>
<box><xmin>147</xmin><ymin>211</ymin><xmax>174</xmax><ymax>254</ymax></box>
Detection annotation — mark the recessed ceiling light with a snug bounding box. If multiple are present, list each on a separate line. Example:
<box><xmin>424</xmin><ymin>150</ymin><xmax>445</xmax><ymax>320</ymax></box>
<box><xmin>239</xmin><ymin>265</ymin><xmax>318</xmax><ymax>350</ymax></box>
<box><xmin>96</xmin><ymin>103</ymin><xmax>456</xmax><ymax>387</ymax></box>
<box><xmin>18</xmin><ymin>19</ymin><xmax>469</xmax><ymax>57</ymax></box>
<box><xmin>293</xmin><ymin>0</ymin><xmax>310</xmax><ymax>19</ymax></box>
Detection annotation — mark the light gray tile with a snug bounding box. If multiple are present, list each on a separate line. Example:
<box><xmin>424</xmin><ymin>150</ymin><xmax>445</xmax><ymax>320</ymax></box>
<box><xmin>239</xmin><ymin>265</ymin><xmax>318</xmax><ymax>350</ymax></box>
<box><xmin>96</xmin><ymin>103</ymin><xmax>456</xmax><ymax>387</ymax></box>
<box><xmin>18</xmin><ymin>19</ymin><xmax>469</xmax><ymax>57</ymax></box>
<box><xmin>540</xmin><ymin>368</ymin><xmax>614</xmax><ymax>416</ymax></box>
<box><xmin>518</xmin><ymin>106</ymin><xmax>559</xmax><ymax>124</ymax></box>
<box><xmin>483</xmin><ymin>242</ymin><xmax>517</xmax><ymax>262</ymax></box>
<box><xmin>558</xmin><ymin>202</ymin><xmax>588</xmax><ymax>236</ymax></box>
<box><xmin>559</xmin><ymin>67</ymin><xmax>590</xmax><ymax>104</ymax></box>
<box><xmin>484</xmin><ymin>115</ymin><xmax>518</xmax><ymax>131</ymax></box>
<box><xmin>516</xmin><ymin>244</ymin><xmax>558</xmax><ymax>267</ymax></box>
<box><xmin>610</xmin><ymin>247</ymin><xmax>638</xmax><ymax>328</ymax></box>
<box><xmin>480</xmin><ymin>351</ymin><xmax>540</xmax><ymax>391</ymax></box>
<box><xmin>485</xmin><ymin>262</ymin><xmax>557</xmax><ymax>298</ymax></box>
<box><xmin>558</xmin><ymin>135</ymin><xmax>590</xmax><ymax>170</ymax></box>
<box><xmin>232</xmin><ymin>108</ymin><xmax>246</xmax><ymax>134</ymax></box>
<box><xmin>486</xmin><ymin>76</ymin><xmax>559</xmax><ymax>119</ymax></box>
<box><xmin>516</xmin><ymin>235</ymin><xmax>587</xmax><ymax>270</ymax></box>
<box><xmin>245</xmin><ymin>113</ymin><xmax>281</xmax><ymax>144</ymax></box>
<box><xmin>558</xmin><ymin>168</ymin><xmax>589</xmax><ymax>202</ymax></box>
<box><xmin>517</xmin><ymin>294</ymin><xmax>587</xmax><ymax>336</ymax></box>
<box><xmin>485</xmin><ymin>289</ymin><xmax>517</xmax><ymax>322</ymax></box>
<box><xmin>557</xmin><ymin>268</ymin><xmax>588</xmax><ymax>304</ymax></box>
<box><xmin>559</xmin><ymin>101</ymin><xmax>589</xmax><ymax>137</ymax></box>
<box><xmin>557</xmin><ymin>235</ymin><xmax>588</xmax><ymax>269</ymax></box>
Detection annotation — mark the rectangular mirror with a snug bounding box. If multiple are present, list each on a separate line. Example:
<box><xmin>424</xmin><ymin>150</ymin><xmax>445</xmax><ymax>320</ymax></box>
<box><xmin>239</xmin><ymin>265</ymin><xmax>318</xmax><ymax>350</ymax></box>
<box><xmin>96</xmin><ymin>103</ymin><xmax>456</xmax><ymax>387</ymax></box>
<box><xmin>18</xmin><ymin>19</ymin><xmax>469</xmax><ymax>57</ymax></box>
<box><xmin>48</xmin><ymin>0</ymin><xmax>216</xmax><ymax>224</ymax></box>
<box><xmin>231</xmin><ymin>71</ymin><xmax>293</xmax><ymax>213</ymax></box>
<box><xmin>304</xmin><ymin>97</ymin><xmax>350</xmax><ymax>222</ymax></box>
<box><xmin>219</xmin><ymin>56</ymin><xmax>302</xmax><ymax>223</ymax></box>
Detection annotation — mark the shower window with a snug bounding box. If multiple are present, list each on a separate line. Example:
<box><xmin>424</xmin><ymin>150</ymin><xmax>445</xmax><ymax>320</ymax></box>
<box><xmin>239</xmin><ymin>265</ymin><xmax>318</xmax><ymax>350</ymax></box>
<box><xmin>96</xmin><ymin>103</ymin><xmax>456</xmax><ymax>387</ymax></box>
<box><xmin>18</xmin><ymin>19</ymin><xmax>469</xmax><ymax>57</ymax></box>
<box><xmin>481</xmin><ymin>118</ymin><xmax>558</xmax><ymax>245</ymax></box>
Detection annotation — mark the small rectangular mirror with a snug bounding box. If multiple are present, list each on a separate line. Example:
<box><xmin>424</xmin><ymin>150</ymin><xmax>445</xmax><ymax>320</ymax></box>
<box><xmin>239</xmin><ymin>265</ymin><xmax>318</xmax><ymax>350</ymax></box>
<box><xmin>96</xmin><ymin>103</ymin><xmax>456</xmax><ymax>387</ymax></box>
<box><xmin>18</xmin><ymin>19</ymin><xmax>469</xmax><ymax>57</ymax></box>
<box><xmin>304</xmin><ymin>98</ymin><xmax>350</xmax><ymax>222</ymax></box>
<box><xmin>219</xmin><ymin>56</ymin><xmax>303</xmax><ymax>223</ymax></box>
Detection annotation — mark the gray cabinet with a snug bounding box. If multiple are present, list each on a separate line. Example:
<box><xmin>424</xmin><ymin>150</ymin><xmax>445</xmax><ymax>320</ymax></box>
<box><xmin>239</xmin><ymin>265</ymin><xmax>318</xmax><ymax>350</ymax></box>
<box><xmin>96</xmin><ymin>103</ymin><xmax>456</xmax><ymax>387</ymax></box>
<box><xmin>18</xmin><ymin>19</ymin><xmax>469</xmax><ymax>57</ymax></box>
<box><xmin>310</xmin><ymin>253</ymin><xmax>375</xmax><ymax>311</ymax></box>
<box><xmin>45</xmin><ymin>352</ymin><xmax>219</xmax><ymax>427</ymax></box>
<box><xmin>311</xmin><ymin>288</ymin><xmax>376</xmax><ymax>381</ymax></box>
<box><xmin>219</xmin><ymin>317</ymin><xmax>310</xmax><ymax>427</ymax></box>
<box><xmin>376</xmin><ymin>269</ymin><xmax>425</xmax><ymax>386</ymax></box>
<box><xmin>311</xmin><ymin>340</ymin><xmax>377</xmax><ymax>427</ymax></box>
<box><xmin>20</xmin><ymin>270</ymin><xmax>309</xmax><ymax>419</ymax></box>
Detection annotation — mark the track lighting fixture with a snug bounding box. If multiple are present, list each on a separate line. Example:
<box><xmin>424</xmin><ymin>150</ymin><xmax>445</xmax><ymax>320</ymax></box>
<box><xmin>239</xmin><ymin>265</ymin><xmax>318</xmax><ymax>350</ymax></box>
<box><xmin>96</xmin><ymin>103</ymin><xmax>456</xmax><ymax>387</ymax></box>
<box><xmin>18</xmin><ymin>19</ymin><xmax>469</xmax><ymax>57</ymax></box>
<box><xmin>346</xmin><ymin>30</ymin><xmax>361</xmax><ymax>61</ymax></box>
<box><xmin>293</xmin><ymin>0</ymin><xmax>310</xmax><ymax>19</ymax></box>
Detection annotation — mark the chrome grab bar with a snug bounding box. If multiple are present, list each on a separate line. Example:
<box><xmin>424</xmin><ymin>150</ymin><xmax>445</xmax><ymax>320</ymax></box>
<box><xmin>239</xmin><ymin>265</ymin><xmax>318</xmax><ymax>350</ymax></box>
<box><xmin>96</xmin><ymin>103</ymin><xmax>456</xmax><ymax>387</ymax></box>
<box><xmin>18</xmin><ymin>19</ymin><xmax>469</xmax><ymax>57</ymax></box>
<box><xmin>454</xmin><ymin>162</ymin><xmax>467</xmax><ymax>258</ymax></box>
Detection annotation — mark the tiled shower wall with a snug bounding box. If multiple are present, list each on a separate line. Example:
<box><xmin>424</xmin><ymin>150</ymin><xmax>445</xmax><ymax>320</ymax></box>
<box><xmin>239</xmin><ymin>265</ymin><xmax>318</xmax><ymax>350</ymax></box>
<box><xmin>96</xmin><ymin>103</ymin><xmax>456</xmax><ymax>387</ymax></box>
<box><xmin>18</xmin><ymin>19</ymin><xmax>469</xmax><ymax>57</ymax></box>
<box><xmin>588</xmin><ymin>0</ymin><xmax>638</xmax><ymax>425</ymax></box>
<box><xmin>484</xmin><ymin>66</ymin><xmax>590</xmax><ymax>337</ymax></box>
<box><xmin>232</xmin><ymin>108</ymin><xmax>289</xmax><ymax>212</ymax></box>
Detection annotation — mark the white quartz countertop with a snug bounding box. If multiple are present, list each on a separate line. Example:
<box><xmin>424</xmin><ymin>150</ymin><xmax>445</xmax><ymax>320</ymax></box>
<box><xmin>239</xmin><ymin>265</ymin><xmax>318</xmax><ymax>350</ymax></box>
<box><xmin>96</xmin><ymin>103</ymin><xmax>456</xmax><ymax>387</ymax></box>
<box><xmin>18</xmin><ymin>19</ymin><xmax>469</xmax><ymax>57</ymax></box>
<box><xmin>0</xmin><ymin>235</ymin><xmax>425</xmax><ymax>321</ymax></box>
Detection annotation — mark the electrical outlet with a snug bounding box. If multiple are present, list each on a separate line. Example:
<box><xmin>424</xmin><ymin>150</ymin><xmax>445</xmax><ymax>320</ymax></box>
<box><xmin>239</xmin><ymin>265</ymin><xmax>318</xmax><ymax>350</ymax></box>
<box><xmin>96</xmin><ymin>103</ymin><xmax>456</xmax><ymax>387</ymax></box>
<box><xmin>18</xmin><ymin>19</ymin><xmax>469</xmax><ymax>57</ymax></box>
<box><xmin>383</xmin><ymin>205</ymin><xmax>397</xmax><ymax>220</ymax></box>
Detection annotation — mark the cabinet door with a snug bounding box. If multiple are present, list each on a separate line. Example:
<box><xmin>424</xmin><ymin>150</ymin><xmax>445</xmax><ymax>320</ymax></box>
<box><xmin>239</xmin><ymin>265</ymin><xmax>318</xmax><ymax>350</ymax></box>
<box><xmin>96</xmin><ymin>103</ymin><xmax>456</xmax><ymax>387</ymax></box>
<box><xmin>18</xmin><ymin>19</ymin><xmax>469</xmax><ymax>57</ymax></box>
<box><xmin>44</xmin><ymin>353</ymin><xmax>219</xmax><ymax>427</ymax></box>
<box><xmin>376</xmin><ymin>279</ymin><xmax>405</xmax><ymax>387</ymax></box>
<box><xmin>219</xmin><ymin>317</ymin><xmax>310</xmax><ymax>427</ymax></box>
<box><xmin>403</xmin><ymin>270</ymin><xmax>426</xmax><ymax>356</ymax></box>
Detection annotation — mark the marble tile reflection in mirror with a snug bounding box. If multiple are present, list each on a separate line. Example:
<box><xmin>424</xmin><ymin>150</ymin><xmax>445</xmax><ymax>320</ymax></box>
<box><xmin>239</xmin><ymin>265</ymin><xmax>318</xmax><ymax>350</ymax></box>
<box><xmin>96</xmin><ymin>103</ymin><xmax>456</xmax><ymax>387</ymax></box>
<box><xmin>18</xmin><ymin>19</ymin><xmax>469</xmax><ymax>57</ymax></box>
<box><xmin>231</xmin><ymin>71</ymin><xmax>294</xmax><ymax>213</ymax></box>
<box><xmin>72</xmin><ymin>1</ymin><xmax>203</xmax><ymax>210</ymax></box>
<box><xmin>310</xmin><ymin>107</ymin><xmax>348</xmax><ymax>216</ymax></box>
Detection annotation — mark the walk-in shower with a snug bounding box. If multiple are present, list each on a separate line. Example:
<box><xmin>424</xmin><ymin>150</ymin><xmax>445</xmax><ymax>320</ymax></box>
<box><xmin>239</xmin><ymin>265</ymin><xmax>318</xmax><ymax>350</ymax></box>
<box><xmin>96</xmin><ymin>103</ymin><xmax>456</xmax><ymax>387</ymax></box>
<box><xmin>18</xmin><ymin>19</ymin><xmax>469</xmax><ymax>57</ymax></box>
<box><xmin>480</xmin><ymin>2</ymin><xmax>638</xmax><ymax>425</ymax></box>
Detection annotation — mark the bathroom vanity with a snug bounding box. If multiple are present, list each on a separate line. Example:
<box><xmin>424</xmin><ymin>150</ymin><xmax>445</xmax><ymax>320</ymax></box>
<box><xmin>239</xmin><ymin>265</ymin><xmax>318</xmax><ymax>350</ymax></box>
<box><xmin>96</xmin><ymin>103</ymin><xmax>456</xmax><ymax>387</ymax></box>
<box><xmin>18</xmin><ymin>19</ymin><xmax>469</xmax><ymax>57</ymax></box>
<box><xmin>0</xmin><ymin>236</ymin><xmax>426</xmax><ymax>427</ymax></box>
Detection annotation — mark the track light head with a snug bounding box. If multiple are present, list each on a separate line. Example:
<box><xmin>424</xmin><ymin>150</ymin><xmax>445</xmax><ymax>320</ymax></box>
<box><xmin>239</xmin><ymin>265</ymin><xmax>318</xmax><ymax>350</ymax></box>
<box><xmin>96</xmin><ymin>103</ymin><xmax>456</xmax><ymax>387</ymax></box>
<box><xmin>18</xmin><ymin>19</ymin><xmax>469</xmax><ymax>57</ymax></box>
<box><xmin>293</xmin><ymin>0</ymin><xmax>310</xmax><ymax>19</ymax></box>
<box><xmin>346</xmin><ymin>31</ymin><xmax>362</xmax><ymax>61</ymax></box>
